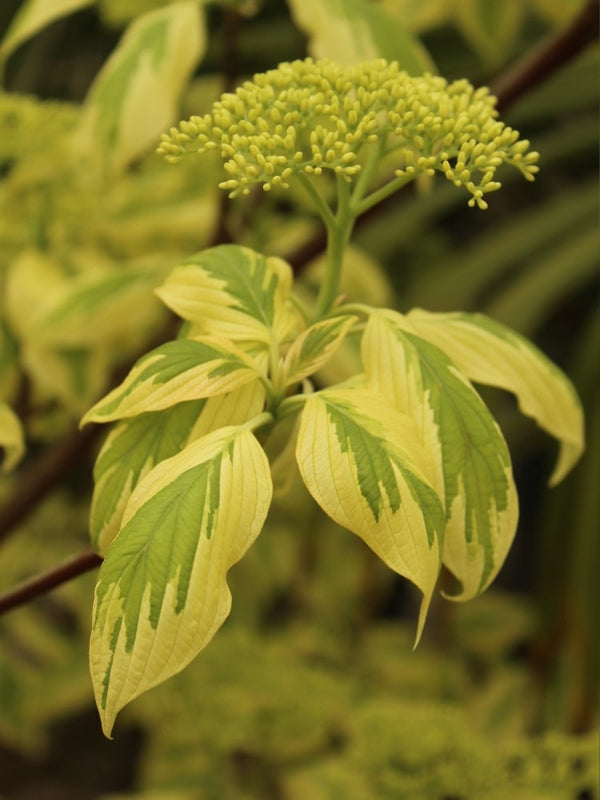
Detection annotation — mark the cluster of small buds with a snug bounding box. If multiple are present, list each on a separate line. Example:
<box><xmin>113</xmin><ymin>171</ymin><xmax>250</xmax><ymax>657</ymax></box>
<box><xmin>158</xmin><ymin>58</ymin><xmax>539</xmax><ymax>209</ymax></box>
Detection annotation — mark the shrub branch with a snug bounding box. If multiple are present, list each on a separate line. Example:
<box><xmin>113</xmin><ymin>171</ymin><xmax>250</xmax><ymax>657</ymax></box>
<box><xmin>491</xmin><ymin>0</ymin><xmax>599</xmax><ymax>111</ymax></box>
<box><xmin>0</xmin><ymin>549</ymin><xmax>103</xmax><ymax>614</ymax></box>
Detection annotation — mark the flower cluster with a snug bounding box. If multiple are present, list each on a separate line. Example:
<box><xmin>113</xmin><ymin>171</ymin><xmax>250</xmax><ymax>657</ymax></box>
<box><xmin>158</xmin><ymin>58</ymin><xmax>539</xmax><ymax>209</ymax></box>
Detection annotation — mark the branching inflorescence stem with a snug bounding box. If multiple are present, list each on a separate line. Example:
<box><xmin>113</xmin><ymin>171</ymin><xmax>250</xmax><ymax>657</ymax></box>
<box><xmin>314</xmin><ymin>174</ymin><xmax>354</xmax><ymax>319</ymax></box>
<box><xmin>158</xmin><ymin>58</ymin><xmax>540</xmax><ymax>324</ymax></box>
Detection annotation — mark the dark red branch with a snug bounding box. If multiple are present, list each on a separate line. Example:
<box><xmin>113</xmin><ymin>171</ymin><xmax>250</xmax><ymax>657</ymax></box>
<box><xmin>0</xmin><ymin>424</ymin><xmax>101</xmax><ymax>546</ymax></box>
<box><xmin>0</xmin><ymin>549</ymin><xmax>103</xmax><ymax>614</ymax></box>
<box><xmin>491</xmin><ymin>0</ymin><xmax>600</xmax><ymax>112</ymax></box>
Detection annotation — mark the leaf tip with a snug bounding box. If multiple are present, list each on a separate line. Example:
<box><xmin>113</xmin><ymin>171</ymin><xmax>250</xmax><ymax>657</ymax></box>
<box><xmin>412</xmin><ymin>590</ymin><xmax>433</xmax><ymax>649</ymax></box>
<box><xmin>100</xmin><ymin>713</ymin><xmax>115</xmax><ymax>740</ymax></box>
<box><xmin>547</xmin><ymin>437</ymin><xmax>585</xmax><ymax>488</ymax></box>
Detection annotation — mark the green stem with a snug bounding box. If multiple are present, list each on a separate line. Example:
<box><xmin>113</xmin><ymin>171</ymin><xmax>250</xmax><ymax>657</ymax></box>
<box><xmin>351</xmin><ymin>139</ymin><xmax>385</xmax><ymax>207</ymax></box>
<box><xmin>278</xmin><ymin>392</ymin><xmax>310</xmax><ymax>420</ymax></box>
<box><xmin>268</xmin><ymin>331</ymin><xmax>281</xmax><ymax>385</ymax></box>
<box><xmin>314</xmin><ymin>174</ymin><xmax>355</xmax><ymax>320</ymax></box>
<box><xmin>335</xmin><ymin>302</ymin><xmax>374</xmax><ymax>319</ymax></box>
<box><xmin>297</xmin><ymin>173</ymin><xmax>336</xmax><ymax>230</ymax></box>
<box><xmin>351</xmin><ymin>172</ymin><xmax>415</xmax><ymax>217</ymax></box>
<box><xmin>289</xmin><ymin>291</ymin><xmax>312</xmax><ymax>323</ymax></box>
<box><xmin>244</xmin><ymin>411</ymin><xmax>274</xmax><ymax>434</ymax></box>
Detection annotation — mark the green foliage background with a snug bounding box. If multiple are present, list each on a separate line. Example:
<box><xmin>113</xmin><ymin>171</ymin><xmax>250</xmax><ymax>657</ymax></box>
<box><xmin>0</xmin><ymin>0</ymin><xmax>597</xmax><ymax>797</ymax></box>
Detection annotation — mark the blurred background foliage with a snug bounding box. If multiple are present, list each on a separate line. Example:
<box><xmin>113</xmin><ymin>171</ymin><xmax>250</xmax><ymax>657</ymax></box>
<box><xmin>0</xmin><ymin>0</ymin><xmax>597</xmax><ymax>797</ymax></box>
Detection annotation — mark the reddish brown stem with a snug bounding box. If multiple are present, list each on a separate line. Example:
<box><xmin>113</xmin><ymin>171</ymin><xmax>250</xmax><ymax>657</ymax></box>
<box><xmin>0</xmin><ymin>549</ymin><xmax>103</xmax><ymax>614</ymax></box>
<box><xmin>491</xmin><ymin>0</ymin><xmax>600</xmax><ymax>112</ymax></box>
<box><xmin>0</xmin><ymin>424</ymin><xmax>101</xmax><ymax>546</ymax></box>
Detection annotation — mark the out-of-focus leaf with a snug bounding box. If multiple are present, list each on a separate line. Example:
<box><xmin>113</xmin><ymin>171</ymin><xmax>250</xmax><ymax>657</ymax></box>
<box><xmin>0</xmin><ymin>0</ymin><xmax>94</xmax><ymax>73</ymax></box>
<box><xmin>3</xmin><ymin>249</ymin><xmax>166</xmax><ymax>413</ymax></box>
<box><xmin>484</xmin><ymin>224</ymin><xmax>599</xmax><ymax>336</ymax></box>
<box><xmin>406</xmin><ymin>179</ymin><xmax>598</xmax><ymax>312</ymax></box>
<box><xmin>287</xmin><ymin>0</ymin><xmax>434</xmax><ymax>73</ymax></box>
<box><xmin>77</xmin><ymin>1</ymin><xmax>206</xmax><ymax>177</ymax></box>
<box><xmin>529</xmin><ymin>0</ymin><xmax>586</xmax><ymax>25</ymax></box>
<box><xmin>0</xmin><ymin>318</ymin><xmax>19</xmax><ymax>399</ymax></box>
<box><xmin>454</xmin><ymin>0</ymin><xmax>524</xmax><ymax>66</ymax></box>
<box><xmin>377</xmin><ymin>0</ymin><xmax>450</xmax><ymax>33</ymax></box>
<box><xmin>31</xmin><ymin>269</ymin><xmax>166</xmax><ymax>347</ymax></box>
<box><xmin>0</xmin><ymin>91</ymin><xmax>80</xmax><ymax>161</ymax></box>
<box><xmin>0</xmin><ymin>494</ymin><xmax>94</xmax><ymax>752</ymax></box>
<box><xmin>0</xmin><ymin>401</ymin><xmax>24</xmax><ymax>471</ymax></box>
<box><xmin>4</xmin><ymin>249</ymin><xmax>68</xmax><ymax>339</ymax></box>
<box><xmin>99</xmin><ymin>0</ymin><xmax>188</xmax><ymax>28</ymax></box>
<box><xmin>507</xmin><ymin>52</ymin><xmax>599</xmax><ymax>126</ymax></box>
<box><xmin>535</xmin><ymin>308</ymin><xmax>599</xmax><ymax>730</ymax></box>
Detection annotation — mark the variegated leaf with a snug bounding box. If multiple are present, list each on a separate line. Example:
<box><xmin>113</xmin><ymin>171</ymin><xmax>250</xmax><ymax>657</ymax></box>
<box><xmin>5</xmin><ymin>249</ymin><xmax>69</xmax><ymax>338</ymax></box>
<box><xmin>0</xmin><ymin>402</ymin><xmax>25</xmax><ymax>472</ymax></box>
<box><xmin>282</xmin><ymin>315</ymin><xmax>357</xmax><ymax>387</ymax></box>
<box><xmin>155</xmin><ymin>245</ymin><xmax>297</xmax><ymax>346</ymax></box>
<box><xmin>23</xmin><ymin>343</ymin><xmax>111</xmax><ymax>414</ymax></box>
<box><xmin>407</xmin><ymin>309</ymin><xmax>584</xmax><ymax>485</ymax></box>
<box><xmin>91</xmin><ymin>424</ymin><xmax>273</xmax><ymax>737</ymax></box>
<box><xmin>0</xmin><ymin>0</ymin><xmax>94</xmax><ymax>70</ymax></box>
<box><xmin>378</xmin><ymin>0</ymin><xmax>450</xmax><ymax>32</ymax></box>
<box><xmin>296</xmin><ymin>387</ymin><xmax>444</xmax><ymax>640</ymax></box>
<box><xmin>76</xmin><ymin>1</ymin><xmax>205</xmax><ymax>176</ymax></box>
<box><xmin>455</xmin><ymin>0</ymin><xmax>524</xmax><ymax>66</ymax></box>
<box><xmin>91</xmin><ymin>383</ymin><xmax>266</xmax><ymax>554</ymax></box>
<box><xmin>363</xmin><ymin>310</ymin><xmax>519</xmax><ymax>601</ymax></box>
<box><xmin>0</xmin><ymin>319</ymin><xmax>19</xmax><ymax>399</ymax></box>
<box><xmin>185</xmin><ymin>380</ymin><xmax>266</xmax><ymax>442</ymax></box>
<box><xmin>82</xmin><ymin>336</ymin><xmax>262</xmax><ymax>425</ymax></box>
<box><xmin>91</xmin><ymin>400</ymin><xmax>204</xmax><ymax>556</ymax></box>
<box><xmin>33</xmin><ymin>270</ymin><xmax>164</xmax><ymax>347</ymax></box>
<box><xmin>287</xmin><ymin>0</ymin><xmax>434</xmax><ymax>73</ymax></box>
